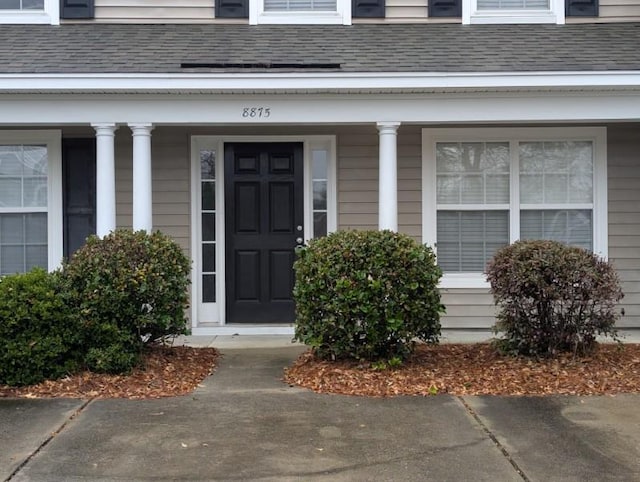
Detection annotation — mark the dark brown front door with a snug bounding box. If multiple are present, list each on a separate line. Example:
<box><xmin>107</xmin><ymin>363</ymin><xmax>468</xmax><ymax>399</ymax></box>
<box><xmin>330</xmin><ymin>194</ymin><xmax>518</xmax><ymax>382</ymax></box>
<box><xmin>224</xmin><ymin>143</ymin><xmax>303</xmax><ymax>323</ymax></box>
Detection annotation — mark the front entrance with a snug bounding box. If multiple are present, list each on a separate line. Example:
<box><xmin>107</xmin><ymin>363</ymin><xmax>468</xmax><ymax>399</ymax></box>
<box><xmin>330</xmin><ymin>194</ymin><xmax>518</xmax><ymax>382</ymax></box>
<box><xmin>224</xmin><ymin>143</ymin><xmax>304</xmax><ymax>323</ymax></box>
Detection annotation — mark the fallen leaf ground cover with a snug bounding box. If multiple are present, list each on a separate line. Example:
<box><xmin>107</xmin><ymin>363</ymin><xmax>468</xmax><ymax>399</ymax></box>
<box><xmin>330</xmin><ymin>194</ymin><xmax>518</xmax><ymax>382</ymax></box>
<box><xmin>0</xmin><ymin>345</ymin><xmax>219</xmax><ymax>399</ymax></box>
<box><xmin>284</xmin><ymin>343</ymin><xmax>640</xmax><ymax>397</ymax></box>
<box><xmin>4</xmin><ymin>342</ymin><xmax>639</xmax><ymax>399</ymax></box>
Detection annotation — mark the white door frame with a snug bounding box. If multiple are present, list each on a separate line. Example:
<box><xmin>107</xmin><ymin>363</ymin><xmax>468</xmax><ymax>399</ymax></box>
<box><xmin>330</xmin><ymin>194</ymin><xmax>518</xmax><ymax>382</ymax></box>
<box><xmin>190</xmin><ymin>135</ymin><xmax>337</xmax><ymax>335</ymax></box>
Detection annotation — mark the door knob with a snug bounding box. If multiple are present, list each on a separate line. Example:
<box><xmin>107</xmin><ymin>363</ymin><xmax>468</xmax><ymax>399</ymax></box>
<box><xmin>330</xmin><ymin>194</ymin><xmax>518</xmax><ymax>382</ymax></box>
<box><xmin>296</xmin><ymin>237</ymin><xmax>304</xmax><ymax>244</ymax></box>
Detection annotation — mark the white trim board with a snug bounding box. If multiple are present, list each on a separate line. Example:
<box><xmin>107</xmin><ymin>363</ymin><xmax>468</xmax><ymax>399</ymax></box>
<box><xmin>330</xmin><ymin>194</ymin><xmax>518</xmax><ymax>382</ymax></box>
<box><xmin>1</xmin><ymin>92</ymin><xmax>640</xmax><ymax>125</ymax></box>
<box><xmin>1</xmin><ymin>71</ymin><xmax>640</xmax><ymax>92</ymax></box>
<box><xmin>190</xmin><ymin>135</ymin><xmax>337</xmax><ymax>330</ymax></box>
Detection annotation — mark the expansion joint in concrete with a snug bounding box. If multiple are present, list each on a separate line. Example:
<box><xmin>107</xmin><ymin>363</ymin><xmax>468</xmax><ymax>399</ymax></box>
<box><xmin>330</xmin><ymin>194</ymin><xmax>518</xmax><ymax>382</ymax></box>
<box><xmin>457</xmin><ymin>396</ymin><xmax>530</xmax><ymax>482</ymax></box>
<box><xmin>6</xmin><ymin>399</ymin><xmax>94</xmax><ymax>482</ymax></box>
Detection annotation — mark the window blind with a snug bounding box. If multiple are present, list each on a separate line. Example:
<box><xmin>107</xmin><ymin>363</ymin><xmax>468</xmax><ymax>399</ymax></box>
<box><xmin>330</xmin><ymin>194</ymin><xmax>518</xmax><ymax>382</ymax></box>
<box><xmin>264</xmin><ymin>0</ymin><xmax>336</xmax><ymax>10</ymax></box>
<box><xmin>477</xmin><ymin>0</ymin><xmax>548</xmax><ymax>9</ymax></box>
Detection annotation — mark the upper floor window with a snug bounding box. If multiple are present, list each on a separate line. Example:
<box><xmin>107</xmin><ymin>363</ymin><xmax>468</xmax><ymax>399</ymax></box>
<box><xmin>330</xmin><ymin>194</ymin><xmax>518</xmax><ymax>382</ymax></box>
<box><xmin>0</xmin><ymin>0</ymin><xmax>44</xmax><ymax>9</ymax></box>
<box><xmin>463</xmin><ymin>0</ymin><xmax>564</xmax><ymax>22</ymax></box>
<box><xmin>0</xmin><ymin>0</ymin><xmax>59</xmax><ymax>24</ymax></box>
<box><xmin>249</xmin><ymin>0</ymin><xmax>351</xmax><ymax>23</ymax></box>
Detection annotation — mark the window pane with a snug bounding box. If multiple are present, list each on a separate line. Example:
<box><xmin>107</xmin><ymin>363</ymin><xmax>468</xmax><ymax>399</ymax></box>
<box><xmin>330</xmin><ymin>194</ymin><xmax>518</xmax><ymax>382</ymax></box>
<box><xmin>26</xmin><ymin>245</ymin><xmax>47</xmax><ymax>271</ymax></box>
<box><xmin>436</xmin><ymin>142</ymin><xmax>509</xmax><ymax>205</ymax></box>
<box><xmin>265</xmin><ymin>0</ymin><xmax>336</xmax><ymax>10</ymax></box>
<box><xmin>202</xmin><ymin>182</ymin><xmax>216</xmax><ymax>211</ymax></box>
<box><xmin>478</xmin><ymin>0</ymin><xmax>548</xmax><ymax>8</ymax></box>
<box><xmin>1</xmin><ymin>214</ymin><xmax>24</xmax><ymax>244</ymax></box>
<box><xmin>0</xmin><ymin>0</ymin><xmax>21</xmax><ymax>9</ymax></box>
<box><xmin>0</xmin><ymin>147</ymin><xmax>23</xmax><ymax>175</ymax></box>
<box><xmin>200</xmin><ymin>150</ymin><xmax>216</xmax><ymax>180</ymax></box>
<box><xmin>313</xmin><ymin>212</ymin><xmax>327</xmax><ymax>238</ymax></box>
<box><xmin>202</xmin><ymin>274</ymin><xmax>216</xmax><ymax>303</ymax></box>
<box><xmin>23</xmin><ymin>176</ymin><xmax>47</xmax><ymax>207</ymax></box>
<box><xmin>22</xmin><ymin>146</ymin><xmax>47</xmax><ymax>175</ymax></box>
<box><xmin>520</xmin><ymin>141</ymin><xmax>593</xmax><ymax>205</ymax></box>
<box><xmin>25</xmin><ymin>213</ymin><xmax>47</xmax><ymax>243</ymax></box>
<box><xmin>202</xmin><ymin>243</ymin><xmax>216</xmax><ymax>273</ymax></box>
<box><xmin>313</xmin><ymin>181</ymin><xmax>327</xmax><ymax>210</ymax></box>
<box><xmin>0</xmin><ymin>213</ymin><xmax>48</xmax><ymax>274</ymax></box>
<box><xmin>0</xmin><ymin>178</ymin><xmax>22</xmax><ymax>207</ymax></box>
<box><xmin>521</xmin><ymin>210</ymin><xmax>592</xmax><ymax>251</ymax></box>
<box><xmin>312</xmin><ymin>149</ymin><xmax>328</xmax><ymax>180</ymax></box>
<box><xmin>437</xmin><ymin>211</ymin><xmax>509</xmax><ymax>272</ymax></box>
<box><xmin>202</xmin><ymin>213</ymin><xmax>216</xmax><ymax>242</ymax></box>
<box><xmin>23</xmin><ymin>0</ymin><xmax>45</xmax><ymax>8</ymax></box>
<box><xmin>1</xmin><ymin>246</ymin><xmax>24</xmax><ymax>275</ymax></box>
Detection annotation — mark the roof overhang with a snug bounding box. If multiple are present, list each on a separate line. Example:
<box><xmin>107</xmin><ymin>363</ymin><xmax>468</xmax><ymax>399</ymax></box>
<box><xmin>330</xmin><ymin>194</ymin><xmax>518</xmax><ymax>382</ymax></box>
<box><xmin>1</xmin><ymin>71</ymin><xmax>640</xmax><ymax>95</ymax></box>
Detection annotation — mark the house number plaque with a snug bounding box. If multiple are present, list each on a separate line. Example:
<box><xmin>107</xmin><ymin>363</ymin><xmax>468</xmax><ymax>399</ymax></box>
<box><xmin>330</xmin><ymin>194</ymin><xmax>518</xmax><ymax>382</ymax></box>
<box><xmin>242</xmin><ymin>107</ymin><xmax>271</xmax><ymax>118</ymax></box>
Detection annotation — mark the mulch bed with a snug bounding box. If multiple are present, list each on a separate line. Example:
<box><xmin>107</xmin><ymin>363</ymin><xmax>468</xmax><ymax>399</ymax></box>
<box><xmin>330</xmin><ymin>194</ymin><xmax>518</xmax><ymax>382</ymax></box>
<box><xmin>0</xmin><ymin>345</ymin><xmax>219</xmax><ymax>400</ymax></box>
<box><xmin>4</xmin><ymin>343</ymin><xmax>639</xmax><ymax>399</ymax></box>
<box><xmin>284</xmin><ymin>343</ymin><xmax>640</xmax><ymax>397</ymax></box>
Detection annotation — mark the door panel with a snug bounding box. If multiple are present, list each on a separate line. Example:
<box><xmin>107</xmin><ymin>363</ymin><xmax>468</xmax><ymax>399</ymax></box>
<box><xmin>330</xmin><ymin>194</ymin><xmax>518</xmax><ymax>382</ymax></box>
<box><xmin>225</xmin><ymin>142</ymin><xmax>303</xmax><ymax>323</ymax></box>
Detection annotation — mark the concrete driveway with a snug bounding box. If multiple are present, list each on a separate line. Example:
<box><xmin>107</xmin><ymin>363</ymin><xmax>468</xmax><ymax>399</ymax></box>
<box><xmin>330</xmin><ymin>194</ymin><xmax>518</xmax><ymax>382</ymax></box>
<box><xmin>2</xmin><ymin>345</ymin><xmax>639</xmax><ymax>481</ymax></box>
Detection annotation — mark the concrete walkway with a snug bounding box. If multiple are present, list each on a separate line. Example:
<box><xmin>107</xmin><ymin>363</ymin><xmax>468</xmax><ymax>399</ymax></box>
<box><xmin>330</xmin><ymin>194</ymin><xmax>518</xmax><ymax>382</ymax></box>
<box><xmin>2</xmin><ymin>344</ymin><xmax>640</xmax><ymax>481</ymax></box>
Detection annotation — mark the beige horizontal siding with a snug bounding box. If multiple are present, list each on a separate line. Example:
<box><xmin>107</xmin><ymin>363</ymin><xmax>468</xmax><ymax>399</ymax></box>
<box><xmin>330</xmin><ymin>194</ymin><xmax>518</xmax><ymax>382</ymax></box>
<box><xmin>336</xmin><ymin>125</ymin><xmax>421</xmax><ymax>241</ymax></box>
<box><xmin>77</xmin><ymin>0</ymin><xmax>640</xmax><ymax>22</ymax></box>
<box><xmin>114</xmin><ymin>127</ymin><xmax>191</xmax><ymax>254</ymax></box>
<box><xmin>103</xmin><ymin>123</ymin><xmax>639</xmax><ymax>330</ymax></box>
<box><xmin>440</xmin><ymin>289</ymin><xmax>497</xmax><ymax>328</ymax></box>
<box><xmin>607</xmin><ymin>124</ymin><xmax>640</xmax><ymax>328</ymax></box>
<box><xmin>94</xmin><ymin>0</ymin><xmax>217</xmax><ymax>22</ymax></box>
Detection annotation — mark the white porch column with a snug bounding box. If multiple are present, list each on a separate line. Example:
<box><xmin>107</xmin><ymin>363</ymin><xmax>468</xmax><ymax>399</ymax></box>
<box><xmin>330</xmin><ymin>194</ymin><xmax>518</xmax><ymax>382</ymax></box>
<box><xmin>377</xmin><ymin>122</ymin><xmax>401</xmax><ymax>231</ymax></box>
<box><xmin>129</xmin><ymin>123</ymin><xmax>154</xmax><ymax>232</ymax></box>
<box><xmin>92</xmin><ymin>123</ymin><xmax>117</xmax><ymax>237</ymax></box>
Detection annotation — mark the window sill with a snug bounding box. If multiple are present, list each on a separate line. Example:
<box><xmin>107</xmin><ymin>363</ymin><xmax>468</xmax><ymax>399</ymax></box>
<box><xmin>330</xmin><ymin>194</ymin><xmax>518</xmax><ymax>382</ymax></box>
<box><xmin>0</xmin><ymin>11</ymin><xmax>57</xmax><ymax>24</ymax></box>
<box><xmin>253</xmin><ymin>11</ymin><xmax>349</xmax><ymax>24</ymax></box>
<box><xmin>466</xmin><ymin>11</ymin><xmax>561</xmax><ymax>23</ymax></box>
<box><xmin>440</xmin><ymin>274</ymin><xmax>491</xmax><ymax>289</ymax></box>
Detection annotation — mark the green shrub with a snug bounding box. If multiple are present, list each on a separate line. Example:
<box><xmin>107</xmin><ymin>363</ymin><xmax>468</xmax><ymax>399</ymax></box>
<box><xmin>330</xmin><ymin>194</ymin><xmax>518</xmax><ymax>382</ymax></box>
<box><xmin>486</xmin><ymin>240</ymin><xmax>624</xmax><ymax>357</ymax></box>
<box><xmin>293</xmin><ymin>230</ymin><xmax>444</xmax><ymax>362</ymax></box>
<box><xmin>0</xmin><ymin>269</ymin><xmax>80</xmax><ymax>386</ymax></box>
<box><xmin>60</xmin><ymin>229</ymin><xmax>191</xmax><ymax>373</ymax></box>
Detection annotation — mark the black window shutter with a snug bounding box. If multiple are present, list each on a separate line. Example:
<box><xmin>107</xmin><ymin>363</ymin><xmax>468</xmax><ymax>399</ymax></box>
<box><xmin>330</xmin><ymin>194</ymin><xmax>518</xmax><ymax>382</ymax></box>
<box><xmin>352</xmin><ymin>0</ymin><xmax>385</xmax><ymax>18</ymax></box>
<box><xmin>62</xmin><ymin>138</ymin><xmax>96</xmax><ymax>259</ymax></box>
<box><xmin>429</xmin><ymin>0</ymin><xmax>461</xmax><ymax>17</ymax></box>
<box><xmin>60</xmin><ymin>0</ymin><xmax>94</xmax><ymax>19</ymax></box>
<box><xmin>566</xmin><ymin>0</ymin><xmax>598</xmax><ymax>16</ymax></box>
<box><xmin>216</xmin><ymin>0</ymin><xmax>249</xmax><ymax>18</ymax></box>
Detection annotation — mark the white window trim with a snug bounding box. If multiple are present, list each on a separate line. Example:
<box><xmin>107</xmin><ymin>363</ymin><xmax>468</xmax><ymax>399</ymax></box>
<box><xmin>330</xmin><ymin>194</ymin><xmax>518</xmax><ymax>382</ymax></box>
<box><xmin>249</xmin><ymin>0</ymin><xmax>351</xmax><ymax>24</ymax></box>
<box><xmin>189</xmin><ymin>135</ymin><xmax>337</xmax><ymax>329</ymax></box>
<box><xmin>0</xmin><ymin>0</ymin><xmax>59</xmax><ymax>25</ymax></box>
<box><xmin>422</xmin><ymin>126</ymin><xmax>607</xmax><ymax>289</ymax></box>
<box><xmin>0</xmin><ymin>130</ymin><xmax>63</xmax><ymax>273</ymax></box>
<box><xmin>462</xmin><ymin>0</ymin><xmax>564</xmax><ymax>24</ymax></box>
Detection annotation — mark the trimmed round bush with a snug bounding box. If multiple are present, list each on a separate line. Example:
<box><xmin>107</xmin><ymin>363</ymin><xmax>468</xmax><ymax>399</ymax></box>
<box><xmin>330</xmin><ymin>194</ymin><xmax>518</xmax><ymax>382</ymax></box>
<box><xmin>0</xmin><ymin>269</ymin><xmax>80</xmax><ymax>386</ymax></box>
<box><xmin>486</xmin><ymin>240</ymin><xmax>624</xmax><ymax>357</ymax></box>
<box><xmin>293</xmin><ymin>230</ymin><xmax>444</xmax><ymax>362</ymax></box>
<box><xmin>60</xmin><ymin>229</ymin><xmax>191</xmax><ymax>373</ymax></box>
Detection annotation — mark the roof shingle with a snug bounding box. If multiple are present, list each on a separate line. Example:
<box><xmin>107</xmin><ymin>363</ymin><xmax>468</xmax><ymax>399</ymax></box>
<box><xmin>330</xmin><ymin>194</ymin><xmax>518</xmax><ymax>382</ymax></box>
<box><xmin>1</xmin><ymin>23</ymin><xmax>639</xmax><ymax>74</ymax></box>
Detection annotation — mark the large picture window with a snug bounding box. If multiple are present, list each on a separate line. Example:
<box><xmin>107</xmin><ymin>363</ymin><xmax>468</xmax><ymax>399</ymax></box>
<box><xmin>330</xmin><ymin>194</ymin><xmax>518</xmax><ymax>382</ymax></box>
<box><xmin>422</xmin><ymin>127</ymin><xmax>607</xmax><ymax>288</ymax></box>
<box><xmin>0</xmin><ymin>131</ymin><xmax>62</xmax><ymax>275</ymax></box>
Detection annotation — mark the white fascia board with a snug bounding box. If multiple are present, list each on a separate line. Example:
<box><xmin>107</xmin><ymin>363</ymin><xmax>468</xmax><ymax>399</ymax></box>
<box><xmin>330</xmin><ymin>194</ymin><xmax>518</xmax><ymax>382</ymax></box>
<box><xmin>2</xmin><ymin>92</ymin><xmax>640</xmax><ymax>124</ymax></box>
<box><xmin>1</xmin><ymin>71</ymin><xmax>640</xmax><ymax>92</ymax></box>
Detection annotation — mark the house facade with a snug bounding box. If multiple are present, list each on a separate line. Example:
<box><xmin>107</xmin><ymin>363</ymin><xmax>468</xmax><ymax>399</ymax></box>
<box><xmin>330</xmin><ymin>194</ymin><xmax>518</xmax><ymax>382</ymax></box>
<box><xmin>0</xmin><ymin>0</ymin><xmax>639</xmax><ymax>335</ymax></box>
